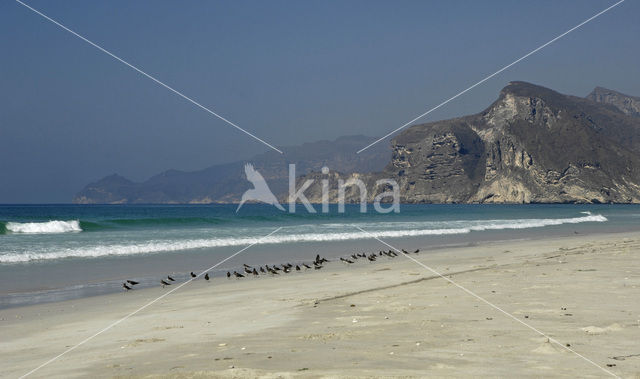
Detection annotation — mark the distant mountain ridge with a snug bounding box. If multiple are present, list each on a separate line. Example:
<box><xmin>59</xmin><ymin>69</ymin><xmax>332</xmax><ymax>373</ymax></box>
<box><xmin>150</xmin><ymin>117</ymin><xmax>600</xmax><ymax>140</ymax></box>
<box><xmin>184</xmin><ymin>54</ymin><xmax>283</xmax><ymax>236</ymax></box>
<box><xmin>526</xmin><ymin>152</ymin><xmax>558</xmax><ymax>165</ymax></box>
<box><xmin>587</xmin><ymin>86</ymin><xmax>640</xmax><ymax>118</ymax></box>
<box><xmin>296</xmin><ymin>82</ymin><xmax>640</xmax><ymax>204</ymax></box>
<box><xmin>73</xmin><ymin>135</ymin><xmax>390</xmax><ymax>204</ymax></box>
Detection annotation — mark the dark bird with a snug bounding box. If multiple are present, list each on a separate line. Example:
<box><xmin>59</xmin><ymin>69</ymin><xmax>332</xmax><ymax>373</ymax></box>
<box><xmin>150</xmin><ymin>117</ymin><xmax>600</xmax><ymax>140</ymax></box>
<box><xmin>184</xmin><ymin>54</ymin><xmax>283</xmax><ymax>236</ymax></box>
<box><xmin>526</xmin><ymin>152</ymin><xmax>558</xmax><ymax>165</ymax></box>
<box><xmin>234</xmin><ymin>271</ymin><xmax>244</xmax><ymax>278</ymax></box>
<box><xmin>227</xmin><ymin>271</ymin><xmax>231</xmax><ymax>278</ymax></box>
<box><xmin>303</xmin><ymin>263</ymin><xmax>311</xmax><ymax>269</ymax></box>
<box><xmin>253</xmin><ymin>268</ymin><xmax>259</xmax><ymax>276</ymax></box>
<box><xmin>167</xmin><ymin>275</ymin><xmax>176</xmax><ymax>281</ymax></box>
<box><xmin>402</xmin><ymin>249</ymin><xmax>409</xmax><ymax>255</ymax></box>
<box><xmin>413</xmin><ymin>249</ymin><xmax>420</xmax><ymax>254</ymax></box>
<box><xmin>244</xmin><ymin>267</ymin><xmax>252</xmax><ymax>274</ymax></box>
<box><xmin>123</xmin><ymin>283</ymin><xmax>132</xmax><ymax>291</ymax></box>
<box><xmin>161</xmin><ymin>280</ymin><xmax>171</xmax><ymax>287</ymax></box>
<box><xmin>260</xmin><ymin>267</ymin><xmax>266</xmax><ymax>273</ymax></box>
<box><xmin>314</xmin><ymin>255</ymin><xmax>327</xmax><ymax>264</ymax></box>
<box><xmin>341</xmin><ymin>257</ymin><xmax>354</xmax><ymax>264</ymax></box>
<box><xmin>204</xmin><ymin>273</ymin><xmax>210</xmax><ymax>281</ymax></box>
<box><xmin>314</xmin><ymin>265</ymin><xmax>323</xmax><ymax>270</ymax></box>
<box><xmin>243</xmin><ymin>264</ymin><xmax>252</xmax><ymax>268</ymax></box>
<box><xmin>283</xmin><ymin>267</ymin><xmax>290</xmax><ymax>273</ymax></box>
<box><xmin>190</xmin><ymin>272</ymin><xmax>197</xmax><ymax>278</ymax></box>
<box><xmin>367</xmin><ymin>255</ymin><xmax>376</xmax><ymax>262</ymax></box>
<box><xmin>351</xmin><ymin>254</ymin><xmax>358</xmax><ymax>260</ymax></box>
<box><xmin>296</xmin><ymin>265</ymin><xmax>301</xmax><ymax>271</ymax></box>
<box><xmin>126</xmin><ymin>280</ymin><xmax>139</xmax><ymax>285</ymax></box>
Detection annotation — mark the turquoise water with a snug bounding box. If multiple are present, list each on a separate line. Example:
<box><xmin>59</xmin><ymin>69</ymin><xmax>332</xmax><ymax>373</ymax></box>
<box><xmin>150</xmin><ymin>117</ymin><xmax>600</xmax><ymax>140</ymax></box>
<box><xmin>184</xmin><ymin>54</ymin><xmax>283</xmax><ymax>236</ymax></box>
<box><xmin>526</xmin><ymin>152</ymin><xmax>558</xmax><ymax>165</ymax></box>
<box><xmin>1</xmin><ymin>204</ymin><xmax>639</xmax><ymax>307</ymax></box>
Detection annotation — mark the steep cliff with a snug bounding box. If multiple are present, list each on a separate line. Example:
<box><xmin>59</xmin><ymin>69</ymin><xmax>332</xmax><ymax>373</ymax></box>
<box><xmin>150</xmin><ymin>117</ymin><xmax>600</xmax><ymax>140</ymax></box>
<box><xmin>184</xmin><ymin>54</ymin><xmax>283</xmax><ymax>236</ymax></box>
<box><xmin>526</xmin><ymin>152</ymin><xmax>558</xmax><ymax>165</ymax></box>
<box><xmin>296</xmin><ymin>82</ymin><xmax>640</xmax><ymax>204</ymax></box>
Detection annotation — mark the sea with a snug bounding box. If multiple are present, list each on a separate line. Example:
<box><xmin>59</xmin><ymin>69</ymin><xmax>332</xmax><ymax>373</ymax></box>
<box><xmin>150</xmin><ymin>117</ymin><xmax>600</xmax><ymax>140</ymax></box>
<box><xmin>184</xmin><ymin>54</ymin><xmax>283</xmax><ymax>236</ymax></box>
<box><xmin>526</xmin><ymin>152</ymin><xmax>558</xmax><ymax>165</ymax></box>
<box><xmin>1</xmin><ymin>204</ymin><xmax>639</xmax><ymax>309</ymax></box>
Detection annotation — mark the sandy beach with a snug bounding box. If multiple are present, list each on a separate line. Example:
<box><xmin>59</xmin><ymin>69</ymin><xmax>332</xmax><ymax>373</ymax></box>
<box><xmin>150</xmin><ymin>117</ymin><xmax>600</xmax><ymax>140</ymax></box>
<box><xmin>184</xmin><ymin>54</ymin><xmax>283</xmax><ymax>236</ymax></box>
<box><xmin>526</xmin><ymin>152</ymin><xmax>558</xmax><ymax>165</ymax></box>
<box><xmin>2</xmin><ymin>231</ymin><xmax>640</xmax><ymax>378</ymax></box>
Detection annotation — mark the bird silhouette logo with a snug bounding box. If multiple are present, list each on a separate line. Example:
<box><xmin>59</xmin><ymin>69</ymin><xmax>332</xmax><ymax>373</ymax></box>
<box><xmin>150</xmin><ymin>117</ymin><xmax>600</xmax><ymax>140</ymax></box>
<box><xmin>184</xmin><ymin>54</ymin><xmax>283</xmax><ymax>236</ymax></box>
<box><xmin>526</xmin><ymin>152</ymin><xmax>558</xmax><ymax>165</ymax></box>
<box><xmin>236</xmin><ymin>163</ymin><xmax>285</xmax><ymax>212</ymax></box>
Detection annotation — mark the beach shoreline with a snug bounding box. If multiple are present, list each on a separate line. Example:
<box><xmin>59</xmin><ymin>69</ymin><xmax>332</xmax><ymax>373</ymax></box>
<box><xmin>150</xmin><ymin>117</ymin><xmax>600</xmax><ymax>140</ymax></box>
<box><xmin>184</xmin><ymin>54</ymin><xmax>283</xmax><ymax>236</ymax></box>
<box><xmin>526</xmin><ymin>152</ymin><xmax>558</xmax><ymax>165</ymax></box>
<box><xmin>3</xmin><ymin>224</ymin><xmax>635</xmax><ymax>310</ymax></box>
<box><xmin>2</xmin><ymin>231</ymin><xmax>640</xmax><ymax>377</ymax></box>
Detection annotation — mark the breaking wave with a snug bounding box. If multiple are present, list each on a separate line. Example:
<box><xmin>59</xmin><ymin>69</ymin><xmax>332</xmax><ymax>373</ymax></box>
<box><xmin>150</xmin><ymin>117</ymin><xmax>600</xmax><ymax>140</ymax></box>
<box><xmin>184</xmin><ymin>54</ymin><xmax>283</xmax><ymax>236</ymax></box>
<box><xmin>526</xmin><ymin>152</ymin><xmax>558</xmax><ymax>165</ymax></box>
<box><xmin>0</xmin><ymin>217</ymin><xmax>231</xmax><ymax>235</ymax></box>
<box><xmin>3</xmin><ymin>220</ymin><xmax>82</xmax><ymax>234</ymax></box>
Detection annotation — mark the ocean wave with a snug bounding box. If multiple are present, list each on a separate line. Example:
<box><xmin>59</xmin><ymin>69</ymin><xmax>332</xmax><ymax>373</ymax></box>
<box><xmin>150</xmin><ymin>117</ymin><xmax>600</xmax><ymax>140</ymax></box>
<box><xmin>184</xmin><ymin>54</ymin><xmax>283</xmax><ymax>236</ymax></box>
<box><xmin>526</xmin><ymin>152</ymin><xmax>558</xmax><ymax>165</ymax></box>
<box><xmin>107</xmin><ymin>217</ymin><xmax>228</xmax><ymax>227</ymax></box>
<box><xmin>1</xmin><ymin>217</ymin><xmax>230</xmax><ymax>235</ymax></box>
<box><xmin>4</xmin><ymin>220</ymin><xmax>82</xmax><ymax>234</ymax></box>
<box><xmin>0</xmin><ymin>213</ymin><xmax>607</xmax><ymax>263</ymax></box>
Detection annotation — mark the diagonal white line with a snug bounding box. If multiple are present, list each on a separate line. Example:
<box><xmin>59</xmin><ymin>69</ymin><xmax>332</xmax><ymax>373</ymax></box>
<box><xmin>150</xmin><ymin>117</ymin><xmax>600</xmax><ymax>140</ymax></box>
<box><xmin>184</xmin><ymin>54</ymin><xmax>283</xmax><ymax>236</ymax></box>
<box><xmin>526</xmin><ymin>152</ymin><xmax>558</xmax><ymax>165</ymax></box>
<box><xmin>352</xmin><ymin>225</ymin><xmax>620</xmax><ymax>378</ymax></box>
<box><xmin>15</xmin><ymin>0</ymin><xmax>284</xmax><ymax>155</ymax></box>
<box><xmin>18</xmin><ymin>226</ymin><xmax>284</xmax><ymax>379</ymax></box>
<box><xmin>357</xmin><ymin>0</ymin><xmax>625</xmax><ymax>154</ymax></box>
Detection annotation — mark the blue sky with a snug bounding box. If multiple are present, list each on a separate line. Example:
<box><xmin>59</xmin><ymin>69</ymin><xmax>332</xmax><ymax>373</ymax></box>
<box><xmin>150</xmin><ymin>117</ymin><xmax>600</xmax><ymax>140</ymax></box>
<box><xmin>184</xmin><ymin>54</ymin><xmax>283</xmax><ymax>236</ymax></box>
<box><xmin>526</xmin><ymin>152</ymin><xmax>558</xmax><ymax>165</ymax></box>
<box><xmin>1</xmin><ymin>0</ymin><xmax>638</xmax><ymax>202</ymax></box>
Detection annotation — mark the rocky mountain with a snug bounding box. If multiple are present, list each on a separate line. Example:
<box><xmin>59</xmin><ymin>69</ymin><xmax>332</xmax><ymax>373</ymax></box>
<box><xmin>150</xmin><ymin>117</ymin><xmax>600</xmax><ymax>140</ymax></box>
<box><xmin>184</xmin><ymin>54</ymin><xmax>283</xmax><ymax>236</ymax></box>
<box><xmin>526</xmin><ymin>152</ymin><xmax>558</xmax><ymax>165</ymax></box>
<box><xmin>76</xmin><ymin>82</ymin><xmax>640</xmax><ymax>205</ymax></box>
<box><xmin>296</xmin><ymin>82</ymin><xmax>640</xmax><ymax>204</ymax></box>
<box><xmin>73</xmin><ymin>135</ymin><xmax>390</xmax><ymax>204</ymax></box>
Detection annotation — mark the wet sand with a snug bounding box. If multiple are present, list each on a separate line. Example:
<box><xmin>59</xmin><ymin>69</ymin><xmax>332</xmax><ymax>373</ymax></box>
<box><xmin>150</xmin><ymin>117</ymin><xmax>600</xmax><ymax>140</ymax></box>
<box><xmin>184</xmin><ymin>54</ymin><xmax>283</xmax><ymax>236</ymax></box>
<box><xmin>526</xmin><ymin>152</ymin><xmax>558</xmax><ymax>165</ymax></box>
<box><xmin>1</xmin><ymin>232</ymin><xmax>640</xmax><ymax>378</ymax></box>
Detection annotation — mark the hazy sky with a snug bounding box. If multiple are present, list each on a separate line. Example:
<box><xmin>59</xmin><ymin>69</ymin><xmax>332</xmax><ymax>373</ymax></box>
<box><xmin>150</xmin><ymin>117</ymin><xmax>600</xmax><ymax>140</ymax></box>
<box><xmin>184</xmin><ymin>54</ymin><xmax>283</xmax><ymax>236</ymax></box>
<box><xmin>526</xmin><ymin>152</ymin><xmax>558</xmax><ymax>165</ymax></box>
<box><xmin>1</xmin><ymin>0</ymin><xmax>638</xmax><ymax>203</ymax></box>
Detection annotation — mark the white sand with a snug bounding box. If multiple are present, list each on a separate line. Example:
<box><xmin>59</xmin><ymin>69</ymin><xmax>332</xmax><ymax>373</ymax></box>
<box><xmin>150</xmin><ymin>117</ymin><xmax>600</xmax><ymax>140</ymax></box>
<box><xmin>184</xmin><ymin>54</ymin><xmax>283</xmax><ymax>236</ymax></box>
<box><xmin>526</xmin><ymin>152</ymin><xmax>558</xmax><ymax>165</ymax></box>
<box><xmin>2</xmin><ymin>232</ymin><xmax>640</xmax><ymax>378</ymax></box>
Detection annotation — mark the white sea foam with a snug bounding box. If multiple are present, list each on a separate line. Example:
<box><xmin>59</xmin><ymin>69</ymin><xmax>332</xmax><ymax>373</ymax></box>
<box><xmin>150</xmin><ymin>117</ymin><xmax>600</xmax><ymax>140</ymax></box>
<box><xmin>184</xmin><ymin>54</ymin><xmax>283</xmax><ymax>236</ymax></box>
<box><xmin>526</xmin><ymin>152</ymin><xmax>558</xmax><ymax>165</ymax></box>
<box><xmin>0</xmin><ymin>214</ymin><xmax>607</xmax><ymax>263</ymax></box>
<box><xmin>5</xmin><ymin>220</ymin><xmax>82</xmax><ymax>234</ymax></box>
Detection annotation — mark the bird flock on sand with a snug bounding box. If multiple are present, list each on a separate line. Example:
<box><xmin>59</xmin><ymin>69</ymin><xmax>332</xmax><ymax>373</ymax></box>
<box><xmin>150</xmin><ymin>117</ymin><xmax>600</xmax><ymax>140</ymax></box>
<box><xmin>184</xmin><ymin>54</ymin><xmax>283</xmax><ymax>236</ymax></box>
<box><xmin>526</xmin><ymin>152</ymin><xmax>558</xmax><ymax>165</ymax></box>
<box><xmin>122</xmin><ymin>248</ymin><xmax>420</xmax><ymax>291</ymax></box>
